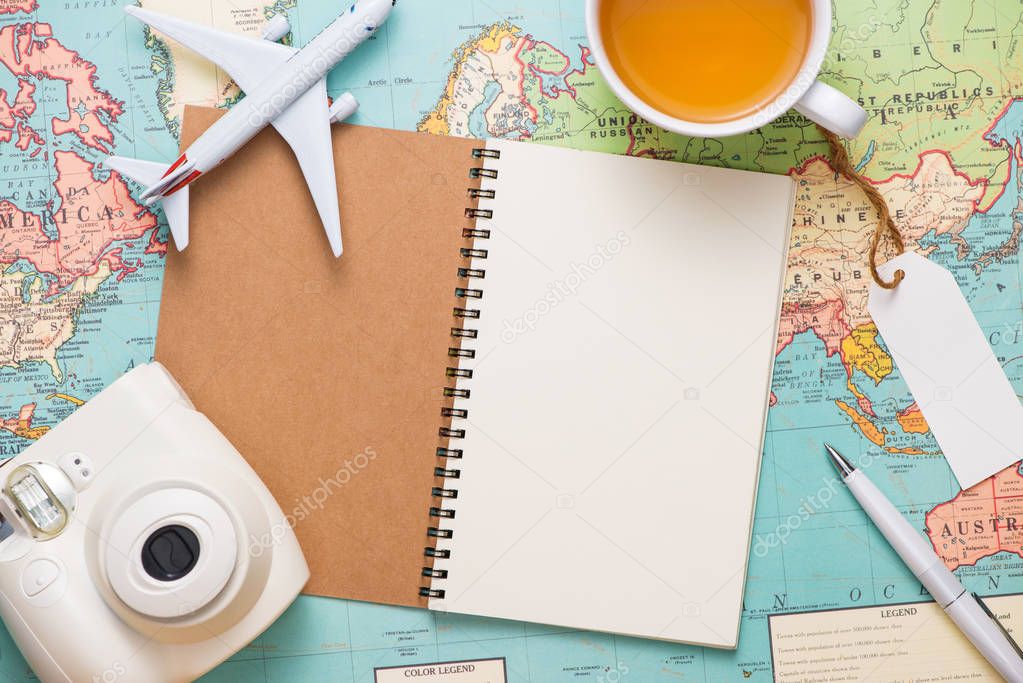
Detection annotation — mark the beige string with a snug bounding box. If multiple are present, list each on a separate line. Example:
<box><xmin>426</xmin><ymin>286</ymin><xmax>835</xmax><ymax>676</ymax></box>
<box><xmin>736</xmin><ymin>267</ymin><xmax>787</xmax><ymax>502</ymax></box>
<box><xmin>817</xmin><ymin>124</ymin><xmax>905</xmax><ymax>289</ymax></box>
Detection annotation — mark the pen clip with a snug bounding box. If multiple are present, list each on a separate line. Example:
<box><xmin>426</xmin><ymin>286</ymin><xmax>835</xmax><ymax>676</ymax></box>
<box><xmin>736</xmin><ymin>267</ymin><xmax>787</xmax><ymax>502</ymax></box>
<box><xmin>974</xmin><ymin>592</ymin><xmax>1023</xmax><ymax>659</ymax></box>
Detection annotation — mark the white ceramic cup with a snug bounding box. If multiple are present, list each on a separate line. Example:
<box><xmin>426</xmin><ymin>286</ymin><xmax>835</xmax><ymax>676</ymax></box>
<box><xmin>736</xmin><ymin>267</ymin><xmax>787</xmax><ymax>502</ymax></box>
<box><xmin>585</xmin><ymin>0</ymin><xmax>868</xmax><ymax>138</ymax></box>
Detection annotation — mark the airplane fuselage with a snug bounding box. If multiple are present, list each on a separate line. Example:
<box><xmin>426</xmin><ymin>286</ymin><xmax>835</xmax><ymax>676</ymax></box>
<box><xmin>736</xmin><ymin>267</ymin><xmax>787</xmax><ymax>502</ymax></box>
<box><xmin>150</xmin><ymin>0</ymin><xmax>392</xmax><ymax>199</ymax></box>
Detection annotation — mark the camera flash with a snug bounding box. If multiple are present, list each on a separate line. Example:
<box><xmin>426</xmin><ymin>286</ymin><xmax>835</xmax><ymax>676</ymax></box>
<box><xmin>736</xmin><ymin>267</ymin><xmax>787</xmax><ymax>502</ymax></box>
<box><xmin>8</xmin><ymin>466</ymin><xmax>69</xmax><ymax>538</ymax></box>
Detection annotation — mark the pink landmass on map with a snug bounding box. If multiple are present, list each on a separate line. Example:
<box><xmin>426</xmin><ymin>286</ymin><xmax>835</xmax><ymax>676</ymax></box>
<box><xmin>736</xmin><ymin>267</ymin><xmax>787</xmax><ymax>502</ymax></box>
<box><xmin>0</xmin><ymin>22</ymin><xmax>123</xmax><ymax>152</ymax></box>
<box><xmin>0</xmin><ymin>80</ymin><xmax>36</xmax><ymax>123</ymax></box>
<box><xmin>0</xmin><ymin>80</ymin><xmax>39</xmax><ymax>150</ymax></box>
<box><xmin>14</xmin><ymin>120</ymin><xmax>39</xmax><ymax>150</ymax></box>
<box><xmin>0</xmin><ymin>150</ymin><xmax>157</xmax><ymax>292</ymax></box>
<box><xmin>776</xmin><ymin>298</ymin><xmax>851</xmax><ymax>357</ymax></box>
<box><xmin>145</xmin><ymin>227</ymin><xmax>168</xmax><ymax>256</ymax></box>
<box><xmin>0</xmin><ymin>403</ymin><xmax>48</xmax><ymax>440</ymax></box>
<box><xmin>0</xmin><ymin>1</ymin><xmax>36</xmax><ymax>14</ymax></box>
<box><xmin>926</xmin><ymin>464</ymin><xmax>1023</xmax><ymax>569</ymax></box>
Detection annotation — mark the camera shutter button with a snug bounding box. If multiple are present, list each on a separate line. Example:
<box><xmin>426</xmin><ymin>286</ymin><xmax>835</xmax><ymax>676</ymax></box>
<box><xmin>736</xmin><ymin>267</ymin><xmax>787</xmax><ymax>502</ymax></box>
<box><xmin>21</xmin><ymin>558</ymin><xmax>60</xmax><ymax>597</ymax></box>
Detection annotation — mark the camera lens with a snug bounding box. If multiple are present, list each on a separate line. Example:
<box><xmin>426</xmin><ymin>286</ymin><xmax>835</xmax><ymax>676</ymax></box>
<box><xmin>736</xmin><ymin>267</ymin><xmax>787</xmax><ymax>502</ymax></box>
<box><xmin>141</xmin><ymin>525</ymin><xmax>200</xmax><ymax>582</ymax></box>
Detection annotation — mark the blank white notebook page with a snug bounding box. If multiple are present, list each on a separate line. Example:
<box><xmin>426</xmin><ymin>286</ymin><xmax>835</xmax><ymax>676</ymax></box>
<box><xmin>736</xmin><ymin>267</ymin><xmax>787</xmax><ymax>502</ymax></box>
<box><xmin>429</xmin><ymin>138</ymin><xmax>794</xmax><ymax>648</ymax></box>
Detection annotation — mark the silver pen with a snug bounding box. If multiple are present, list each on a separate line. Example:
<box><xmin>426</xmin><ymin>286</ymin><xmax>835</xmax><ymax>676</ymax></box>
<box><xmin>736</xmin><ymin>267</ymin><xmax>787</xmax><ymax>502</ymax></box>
<box><xmin>826</xmin><ymin>444</ymin><xmax>1023</xmax><ymax>682</ymax></box>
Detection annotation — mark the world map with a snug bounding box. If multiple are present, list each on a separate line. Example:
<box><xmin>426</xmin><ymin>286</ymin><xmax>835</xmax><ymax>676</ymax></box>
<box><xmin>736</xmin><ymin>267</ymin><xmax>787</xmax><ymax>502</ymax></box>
<box><xmin>1</xmin><ymin>0</ymin><xmax>1023</xmax><ymax>680</ymax></box>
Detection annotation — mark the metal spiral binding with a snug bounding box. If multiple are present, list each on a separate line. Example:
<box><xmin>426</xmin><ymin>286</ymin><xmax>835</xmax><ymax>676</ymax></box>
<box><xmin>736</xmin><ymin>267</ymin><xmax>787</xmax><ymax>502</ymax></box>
<box><xmin>419</xmin><ymin>146</ymin><xmax>500</xmax><ymax>601</ymax></box>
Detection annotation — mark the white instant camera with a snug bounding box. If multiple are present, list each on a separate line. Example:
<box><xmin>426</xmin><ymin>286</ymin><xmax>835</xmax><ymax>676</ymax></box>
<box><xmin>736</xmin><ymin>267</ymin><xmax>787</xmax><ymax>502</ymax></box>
<box><xmin>0</xmin><ymin>363</ymin><xmax>308</xmax><ymax>682</ymax></box>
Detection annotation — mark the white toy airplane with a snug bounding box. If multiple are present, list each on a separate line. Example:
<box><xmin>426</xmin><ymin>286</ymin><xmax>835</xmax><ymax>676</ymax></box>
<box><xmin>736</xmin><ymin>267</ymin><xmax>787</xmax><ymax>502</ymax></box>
<box><xmin>106</xmin><ymin>0</ymin><xmax>395</xmax><ymax>258</ymax></box>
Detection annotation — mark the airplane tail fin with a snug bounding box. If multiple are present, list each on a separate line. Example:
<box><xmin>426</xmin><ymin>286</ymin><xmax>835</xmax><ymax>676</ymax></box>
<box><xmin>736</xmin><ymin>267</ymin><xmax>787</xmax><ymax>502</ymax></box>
<box><xmin>105</xmin><ymin>156</ymin><xmax>191</xmax><ymax>251</ymax></box>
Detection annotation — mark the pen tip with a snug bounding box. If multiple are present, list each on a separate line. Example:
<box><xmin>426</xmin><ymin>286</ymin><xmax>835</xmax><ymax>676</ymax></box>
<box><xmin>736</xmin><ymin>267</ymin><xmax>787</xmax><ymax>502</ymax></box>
<box><xmin>824</xmin><ymin>443</ymin><xmax>856</xmax><ymax>477</ymax></box>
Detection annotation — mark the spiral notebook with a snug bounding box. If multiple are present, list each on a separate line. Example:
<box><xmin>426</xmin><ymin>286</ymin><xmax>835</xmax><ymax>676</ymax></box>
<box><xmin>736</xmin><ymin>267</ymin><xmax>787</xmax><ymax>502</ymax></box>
<box><xmin>155</xmin><ymin>106</ymin><xmax>795</xmax><ymax>649</ymax></box>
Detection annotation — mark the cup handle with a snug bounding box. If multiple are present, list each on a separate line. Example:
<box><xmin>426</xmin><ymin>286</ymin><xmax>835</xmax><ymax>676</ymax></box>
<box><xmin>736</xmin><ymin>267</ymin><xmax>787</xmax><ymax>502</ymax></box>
<box><xmin>794</xmin><ymin>80</ymin><xmax>868</xmax><ymax>138</ymax></box>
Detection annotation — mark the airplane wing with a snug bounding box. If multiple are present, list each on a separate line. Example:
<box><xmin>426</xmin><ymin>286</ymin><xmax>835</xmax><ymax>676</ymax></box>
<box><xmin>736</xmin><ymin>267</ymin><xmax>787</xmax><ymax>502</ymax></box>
<box><xmin>270</xmin><ymin>78</ymin><xmax>344</xmax><ymax>257</ymax></box>
<box><xmin>125</xmin><ymin>6</ymin><xmax>296</xmax><ymax>93</ymax></box>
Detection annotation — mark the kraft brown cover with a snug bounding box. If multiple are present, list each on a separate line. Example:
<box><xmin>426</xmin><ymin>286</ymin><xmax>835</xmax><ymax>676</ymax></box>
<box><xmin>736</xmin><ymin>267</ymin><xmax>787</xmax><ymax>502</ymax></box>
<box><xmin>154</xmin><ymin>106</ymin><xmax>480</xmax><ymax>608</ymax></box>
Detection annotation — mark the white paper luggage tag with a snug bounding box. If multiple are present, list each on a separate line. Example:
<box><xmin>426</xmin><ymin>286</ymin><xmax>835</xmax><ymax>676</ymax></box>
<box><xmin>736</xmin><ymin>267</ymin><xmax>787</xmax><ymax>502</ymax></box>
<box><xmin>868</xmin><ymin>252</ymin><xmax>1023</xmax><ymax>489</ymax></box>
